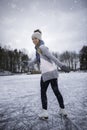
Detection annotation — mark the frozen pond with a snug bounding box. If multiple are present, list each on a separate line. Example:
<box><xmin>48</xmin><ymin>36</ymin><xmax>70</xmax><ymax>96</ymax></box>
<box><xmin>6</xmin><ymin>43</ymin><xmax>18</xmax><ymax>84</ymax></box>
<box><xmin>0</xmin><ymin>72</ymin><xmax>87</xmax><ymax>130</ymax></box>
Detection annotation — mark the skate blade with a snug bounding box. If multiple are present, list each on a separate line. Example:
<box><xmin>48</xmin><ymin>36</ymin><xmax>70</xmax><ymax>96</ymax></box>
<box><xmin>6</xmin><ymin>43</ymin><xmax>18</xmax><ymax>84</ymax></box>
<box><xmin>39</xmin><ymin>116</ymin><xmax>48</xmax><ymax>120</ymax></box>
<box><xmin>59</xmin><ymin>113</ymin><xmax>68</xmax><ymax>117</ymax></box>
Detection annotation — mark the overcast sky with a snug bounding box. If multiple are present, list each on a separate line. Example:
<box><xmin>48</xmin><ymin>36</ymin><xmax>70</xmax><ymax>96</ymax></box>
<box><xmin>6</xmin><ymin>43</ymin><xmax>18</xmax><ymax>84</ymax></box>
<box><xmin>0</xmin><ymin>0</ymin><xmax>87</xmax><ymax>56</ymax></box>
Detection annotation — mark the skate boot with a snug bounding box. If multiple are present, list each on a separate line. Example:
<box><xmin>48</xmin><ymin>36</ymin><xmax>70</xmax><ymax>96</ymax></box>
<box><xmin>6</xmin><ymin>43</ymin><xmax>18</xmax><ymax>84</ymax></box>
<box><xmin>39</xmin><ymin>109</ymin><xmax>48</xmax><ymax>120</ymax></box>
<box><xmin>59</xmin><ymin>108</ymin><xmax>67</xmax><ymax>117</ymax></box>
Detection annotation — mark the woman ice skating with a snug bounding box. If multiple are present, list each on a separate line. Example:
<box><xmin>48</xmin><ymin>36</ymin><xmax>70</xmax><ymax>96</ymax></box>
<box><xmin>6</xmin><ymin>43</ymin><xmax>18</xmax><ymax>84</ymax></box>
<box><xmin>25</xmin><ymin>29</ymin><xmax>70</xmax><ymax>119</ymax></box>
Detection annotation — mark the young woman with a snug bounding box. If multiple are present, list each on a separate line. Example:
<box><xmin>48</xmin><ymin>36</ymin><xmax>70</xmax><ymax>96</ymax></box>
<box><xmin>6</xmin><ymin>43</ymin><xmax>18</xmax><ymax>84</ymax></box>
<box><xmin>27</xmin><ymin>29</ymin><xmax>70</xmax><ymax>119</ymax></box>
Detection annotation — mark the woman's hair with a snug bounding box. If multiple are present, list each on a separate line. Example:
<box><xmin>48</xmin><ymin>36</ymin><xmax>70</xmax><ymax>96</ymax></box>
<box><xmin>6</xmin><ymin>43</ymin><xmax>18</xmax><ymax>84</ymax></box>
<box><xmin>34</xmin><ymin>29</ymin><xmax>42</xmax><ymax>34</ymax></box>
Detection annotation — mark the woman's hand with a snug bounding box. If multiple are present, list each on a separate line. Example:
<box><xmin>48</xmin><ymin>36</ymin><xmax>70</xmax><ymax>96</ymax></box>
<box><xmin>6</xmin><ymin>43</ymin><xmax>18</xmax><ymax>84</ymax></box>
<box><xmin>61</xmin><ymin>65</ymin><xmax>71</xmax><ymax>73</ymax></box>
<box><xmin>22</xmin><ymin>61</ymin><xmax>29</xmax><ymax>66</ymax></box>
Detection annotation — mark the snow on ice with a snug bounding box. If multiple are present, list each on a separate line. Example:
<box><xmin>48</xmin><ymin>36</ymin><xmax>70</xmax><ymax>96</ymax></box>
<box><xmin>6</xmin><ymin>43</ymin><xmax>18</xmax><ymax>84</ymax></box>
<box><xmin>0</xmin><ymin>72</ymin><xmax>87</xmax><ymax>130</ymax></box>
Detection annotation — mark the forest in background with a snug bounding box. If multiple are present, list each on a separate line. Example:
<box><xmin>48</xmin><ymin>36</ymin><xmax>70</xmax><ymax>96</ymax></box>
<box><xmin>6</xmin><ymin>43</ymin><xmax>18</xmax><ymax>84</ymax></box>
<box><xmin>0</xmin><ymin>43</ymin><xmax>87</xmax><ymax>74</ymax></box>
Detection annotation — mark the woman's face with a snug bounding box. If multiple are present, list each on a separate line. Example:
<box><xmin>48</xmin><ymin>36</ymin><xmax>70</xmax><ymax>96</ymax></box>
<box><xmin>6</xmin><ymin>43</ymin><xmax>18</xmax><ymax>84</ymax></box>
<box><xmin>32</xmin><ymin>38</ymin><xmax>40</xmax><ymax>46</ymax></box>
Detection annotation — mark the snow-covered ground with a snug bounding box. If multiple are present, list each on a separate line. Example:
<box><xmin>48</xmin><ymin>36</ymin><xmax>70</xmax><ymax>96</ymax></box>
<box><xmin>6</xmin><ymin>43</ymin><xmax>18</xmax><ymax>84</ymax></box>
<box><xmin>0</xmin><ymin>72</ymin><xmax>87</xmax><ymax>130</ymax></box>
<box><xmin>0</xmin><ymin>71</ymin><xmax>13</xmax><ymax>76</ymax></box>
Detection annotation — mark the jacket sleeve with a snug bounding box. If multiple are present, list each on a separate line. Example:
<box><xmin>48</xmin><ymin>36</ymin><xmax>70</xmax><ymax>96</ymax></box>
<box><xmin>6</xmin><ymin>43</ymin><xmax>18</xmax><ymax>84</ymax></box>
<box><xmin>40</xmin><ymin>45</ymin><xmax>64</xmax><ymax>68</ymax></box>
<box><xmin>28</xmin><ymin>57</ymin><xmax>37</xmax><ymax>66</ymax></box>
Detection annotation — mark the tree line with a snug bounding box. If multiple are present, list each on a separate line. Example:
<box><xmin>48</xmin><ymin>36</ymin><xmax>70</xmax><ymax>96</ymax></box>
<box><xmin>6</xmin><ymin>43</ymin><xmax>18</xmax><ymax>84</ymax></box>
<box><xmin>53</xmin><ymin>46</ymin><xmax>87</xmax><ymax>71</ymax></box>
<box><xmin>52</xmin><ymin>51</ymin><xmax>79</xmax><ymax>71</ymax></box>
<box><xmin>0</xmin><ymin>44</ymin><xmax>87</xmax><ymax>73</ymax></box>
<box><xmin>0</xmin><ymin>45</ymin><xmax>29</xmax><ymax>73</ymax></box>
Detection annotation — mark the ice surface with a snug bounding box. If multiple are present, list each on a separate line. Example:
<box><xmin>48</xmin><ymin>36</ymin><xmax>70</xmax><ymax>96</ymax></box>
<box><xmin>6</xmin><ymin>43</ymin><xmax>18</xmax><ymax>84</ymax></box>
<box><xmin>0</xmin><ymin>72</ymin><xmax>87</xmax><ymax>130</ymax></box>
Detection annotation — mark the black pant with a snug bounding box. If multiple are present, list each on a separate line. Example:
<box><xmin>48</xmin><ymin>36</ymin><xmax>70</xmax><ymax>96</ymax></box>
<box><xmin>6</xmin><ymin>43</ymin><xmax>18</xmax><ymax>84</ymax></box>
<box><xmin>40</xmin><ymin>77</ymin><xmax>65</xmax><ymax>110</ymax></box>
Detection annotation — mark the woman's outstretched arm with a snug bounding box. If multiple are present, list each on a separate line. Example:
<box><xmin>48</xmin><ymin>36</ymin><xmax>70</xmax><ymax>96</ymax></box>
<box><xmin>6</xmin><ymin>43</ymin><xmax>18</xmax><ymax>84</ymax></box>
<box><xmin>22</xmin><ymin>57</ymin><xmax>37</xmax><ymax>67</ymax></box>
<box><xmin>28</xmin><ymin>57</ymin><xmax>37</xmax><ymax>66</ymax></box>
<box><xmin>40</xmin><ymin>45</ymin><xmax>70</xmax><ymax>72</ymax></box>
